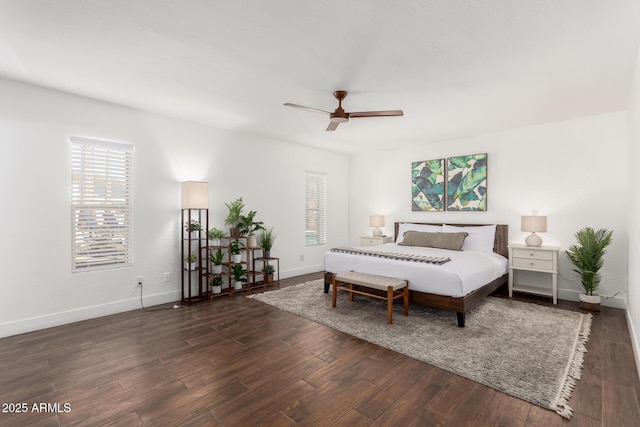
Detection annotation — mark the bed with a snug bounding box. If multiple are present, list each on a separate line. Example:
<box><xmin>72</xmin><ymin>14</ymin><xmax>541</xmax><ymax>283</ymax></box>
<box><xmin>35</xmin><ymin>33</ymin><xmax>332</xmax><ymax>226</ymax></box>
<box><xmin>323</xmin><ymin>222</ymin><xmax>509</xmax><ymax>327</ymax></box>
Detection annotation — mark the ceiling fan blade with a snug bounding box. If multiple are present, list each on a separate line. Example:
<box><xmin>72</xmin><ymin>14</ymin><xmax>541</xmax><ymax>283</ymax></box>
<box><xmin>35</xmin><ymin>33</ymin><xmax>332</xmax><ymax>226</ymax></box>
<box><xmin>326</xmin><ymin>121</ymin><xmax>340</xmax><ymax>131</ymax></box>
<box><xmin>283</xmin><ymin>103</ymin><xmax>330</xmax><ymax>115</ymax></box>
<box><xmin>348</xmin><ymin>110</ymin><xmax>404</xmax><ymax>118</ymax></box>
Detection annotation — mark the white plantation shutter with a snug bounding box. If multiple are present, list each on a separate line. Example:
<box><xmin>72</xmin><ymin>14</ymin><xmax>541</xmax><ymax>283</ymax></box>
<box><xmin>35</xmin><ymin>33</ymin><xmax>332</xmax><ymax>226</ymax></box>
<box><xmin>305</xmin><ymin>170</ymin><xmax>326</xmax><ymax>246</ymax></box>
<box><xmin>70</xmin><ymin>136</ymin><xmax>133</xmax><ymax>271</ymax></box>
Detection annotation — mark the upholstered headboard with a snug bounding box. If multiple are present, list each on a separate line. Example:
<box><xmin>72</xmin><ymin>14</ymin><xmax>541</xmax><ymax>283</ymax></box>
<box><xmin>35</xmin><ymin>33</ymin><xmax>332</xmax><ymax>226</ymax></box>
<box><xmin>394</xmin><ymin>222</ymin><xmax>509</xmax><ymax>259</ymax></box>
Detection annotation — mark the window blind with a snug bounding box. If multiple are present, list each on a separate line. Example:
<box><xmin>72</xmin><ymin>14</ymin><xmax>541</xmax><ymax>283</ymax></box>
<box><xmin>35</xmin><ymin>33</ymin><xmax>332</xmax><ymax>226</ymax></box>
<box><xmin>70</xmin><ymin>136</ymin><xmax>133</xmax><ymax>271</ymax></box>
<box><xmin>305</xmin><ymin>170</ymin><xmax>327</xmax><ymax>246</ymax></box>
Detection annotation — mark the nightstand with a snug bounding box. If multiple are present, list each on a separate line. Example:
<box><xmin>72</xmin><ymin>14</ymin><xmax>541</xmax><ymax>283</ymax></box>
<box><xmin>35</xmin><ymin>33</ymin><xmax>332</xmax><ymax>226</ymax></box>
<box><xmin>508</xmin><ymin>244</ymin><xmax>560</xmax><ymax>304</ymax></box>
<box><xmin>360</xmin><ymin>236</ymin><xmax>394</xmax><ymax>246</ymax></box>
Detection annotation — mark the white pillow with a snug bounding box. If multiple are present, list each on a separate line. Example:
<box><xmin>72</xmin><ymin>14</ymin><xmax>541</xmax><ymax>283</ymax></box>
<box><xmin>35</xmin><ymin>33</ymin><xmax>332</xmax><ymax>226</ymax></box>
<box><xmin>396</xmin><ymin>223</ymin><xmax>442</xmax><ymax>243</ymax></box>
<box><xmin>442</xmin><ymin>224</ymin><xmax>497</xmax><ymax>252</ymax></box>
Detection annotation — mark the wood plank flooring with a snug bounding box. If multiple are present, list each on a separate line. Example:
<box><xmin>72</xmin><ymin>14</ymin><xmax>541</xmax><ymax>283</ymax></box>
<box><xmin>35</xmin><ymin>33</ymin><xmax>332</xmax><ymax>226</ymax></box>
<box><xmin>0</xmin><ymin>272</ymin><xmax>639</xmax><ymax>426</ymax></box>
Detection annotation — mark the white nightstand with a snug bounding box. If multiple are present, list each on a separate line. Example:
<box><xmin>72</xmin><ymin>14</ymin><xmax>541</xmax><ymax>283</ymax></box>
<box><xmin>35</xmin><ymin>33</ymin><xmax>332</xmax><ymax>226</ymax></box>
<box><xmin>508</xmin><ymin>244</ymin><xmax>560</xmax><ymax>304</ymax></box>
<box><xmin>360</xmin><ymin>236</ymin><xmax>394</xmax><ymax>246</ymax></box>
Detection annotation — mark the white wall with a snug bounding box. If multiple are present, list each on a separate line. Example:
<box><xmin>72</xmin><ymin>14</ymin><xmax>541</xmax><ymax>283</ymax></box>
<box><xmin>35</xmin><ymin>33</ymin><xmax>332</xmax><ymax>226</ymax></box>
<box><xmin>0</xmin><ymin>78</ymin><xmax>349</xmax><ymax>338</ymax></box>
<box><xmin>627</xmin><ymin>45</ymin><xmax>640</xmax><ymax>376</ymax></box>
<box><xmin>349</xmin><ymin>112</ymin><xmax>628</xmax><ymax>307</ymax></box>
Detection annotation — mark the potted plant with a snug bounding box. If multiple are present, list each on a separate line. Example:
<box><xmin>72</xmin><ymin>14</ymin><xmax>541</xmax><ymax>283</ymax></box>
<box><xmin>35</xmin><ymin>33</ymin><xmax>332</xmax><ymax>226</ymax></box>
<box><xmin>565</xmin><ymin>227</ymin><xmax>613</xmax><ymax>311</ymax></box>
<box><xmin>211</xmin><ymin>276</ymin><xmax>223</xmax><ymax>294</ymax></box>
<box><xmin>259</xmin><ymin>226</ymin><xmax>276</xmax><ymax>258</ymax></box>
<box><xmin>230</xmin><ymin>240</ymin><xmax>245</xmax><ymax>263</ymax></box>
<box><xmin>210</xmin><ymin>249</ymin><xmax>225</xmax><ymax>274</ymax></box>
<box><xmin>224</xmin><ymin>197</ymin><xmax>245</xmax><ymax>237</ymax></box>
<box><xmin>231</xmin><ymin>264</ymin><xmax>247</xmax><ymax>290</ymax></box>
<box><xmin>264</xmin><ymin>263</ymin><xmax>275</xmax><ymax>284</ymax></box>
<box><xmin>238</xmin><ymin>210</ymin><xmax>264</xmax><ymax>248</ymax></box>
<box><xmin>207</xmin><ymin>227</ymin><xmax>225</xmax><ymax>247</ymax></box>
<box><xmin>183</xmin><ymin>253</ymin><xmax>198</xmax><ymax>270</ymax></box>
<box><xmin>184</xmin><ymin>220</ymin><xmax>202</xmax><ymax>239</ymax></box>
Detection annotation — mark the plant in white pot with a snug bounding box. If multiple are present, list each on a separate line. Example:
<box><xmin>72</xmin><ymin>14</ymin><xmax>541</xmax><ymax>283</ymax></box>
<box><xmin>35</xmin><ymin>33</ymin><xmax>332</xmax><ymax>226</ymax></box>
<box><xmin>184</xmin><ymin>220</ymin><xmax>202</xmax><ymax>239</ymax></box>
<box><xmin>210</xmin><ymin>276</ymin><xmax>224</xmax><ymax>294</ymax></box>
<box><xmin>259</xmin><ymin>226</ymin><xmax>276</xmax><ymax>258</ymax></box>
<box><xmin>565</xmin><ymin>227</ymin><xmax>613</xmax><ymax>311</ymax></box>
<box><xmin>183</xmin><ymin>253</ymin><xmax>198</xmax><ymax>270</ymax></box>
<box><xmin>230</xmin><ymin>240</ymin><xmax>245</xmax><ymax>263</ymax></box>
<box><xmin>210</xmin><ymin>249</ymin><xmax>225</xmax><ymax>274</ymax></box>
<box><xmin>238</xmin><ymin>210</ymin><xmax>264</xmax><ymax>248</ymax></box>
<box><xmin>207</xmin><ymin>227</ymin><xmax>225</xmax><ymax>247</ymax></box>
<box><xmin>231</xmin><ymin>264</ymin><xmax>247</xmax><ymax>290</ymax></box>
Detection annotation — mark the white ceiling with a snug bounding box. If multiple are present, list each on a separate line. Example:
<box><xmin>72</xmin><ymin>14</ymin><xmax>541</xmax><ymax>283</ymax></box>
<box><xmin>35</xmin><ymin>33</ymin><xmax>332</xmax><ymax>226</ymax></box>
<box><xmin>0</xmin><ymin>1</ymin><xmax>638</xmax><ymax>154</ymax></box>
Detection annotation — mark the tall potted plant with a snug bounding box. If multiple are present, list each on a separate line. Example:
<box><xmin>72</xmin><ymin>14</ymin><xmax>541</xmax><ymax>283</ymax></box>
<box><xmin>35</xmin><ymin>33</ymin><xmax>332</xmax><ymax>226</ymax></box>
<box><xmin>207</xmin><ymin>227</ymin><xmax>225</xmax><ymax>247</ymax></box>
<box><xmin>231</xmin><ymin>264</ymin><xmax>247</xmax><ymax>290</ymax></box>
<box><xmin>259</xmin><ymin>227</ymin><xmax>276</xmax><ymax>258</ymax></box>
<box><xmin>210</xmin><ymin>249</ymin><xmax>225</xmax><ymax>274</ymax></box>
<box><xmin>565</xmin><ymin>227</ymin><xmax>613</xmax><ymax>311</ymax></box>
<box><xmin>230</xmin><ymin>240</ymin><xmax>245</xmax><ymax>263</ymax></box>
<box><xmin>224</xmin><ymin>197</ymin><xmax>245</xmax><ymax>237</ymax></box>
<box><xmin>238</xmin><ymin>210</ymin><xmax>264</xmax><ymax>248</ymax></box>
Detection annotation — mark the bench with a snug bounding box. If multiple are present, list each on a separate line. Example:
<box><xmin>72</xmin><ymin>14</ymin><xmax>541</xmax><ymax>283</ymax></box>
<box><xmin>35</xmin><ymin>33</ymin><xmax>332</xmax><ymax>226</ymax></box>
<box><xmin>332</xmin><ymin>272</ymin><xmax>409</xmax><ymax>324</ymax></box>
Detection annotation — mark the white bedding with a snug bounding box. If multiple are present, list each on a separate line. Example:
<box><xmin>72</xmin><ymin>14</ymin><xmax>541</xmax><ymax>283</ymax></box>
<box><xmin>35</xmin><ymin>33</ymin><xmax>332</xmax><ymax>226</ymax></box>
<box><xmin>323</xmin><ymin>243</ymin><xmax>509</xmax><ymax>298</ymax></box>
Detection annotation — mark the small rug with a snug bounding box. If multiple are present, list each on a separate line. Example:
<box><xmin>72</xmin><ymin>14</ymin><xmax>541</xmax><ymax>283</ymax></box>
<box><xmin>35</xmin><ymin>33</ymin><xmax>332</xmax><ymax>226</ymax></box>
<box><xmin>248</xmin><ymin>280</ymin><xmax>592</xmax><ymax>419</ymax></box>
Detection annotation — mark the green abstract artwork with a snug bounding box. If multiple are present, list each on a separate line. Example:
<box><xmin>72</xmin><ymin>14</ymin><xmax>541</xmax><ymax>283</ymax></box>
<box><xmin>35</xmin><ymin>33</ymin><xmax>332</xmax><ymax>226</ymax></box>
<box><xmin>447</xmin><ymin>153</ymin><xmax>487</xmax><ymax>211</ymax></box>
<box><xmin>412</xmin><ymin>159</ymin><xmax>445</xmax><ymax>211</ymax></box>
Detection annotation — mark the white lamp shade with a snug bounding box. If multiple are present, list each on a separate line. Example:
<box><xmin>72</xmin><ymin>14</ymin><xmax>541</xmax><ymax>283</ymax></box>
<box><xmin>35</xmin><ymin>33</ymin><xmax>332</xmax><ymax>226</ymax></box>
<box><xmin>521</xmin><ymin>215</ymin><xmax>547</xmax><ymax>232</ymax></box>
<box><xmin>369</xmin><ymin>215</ymin><xmax>385</xmax><ymax>227</ymax></box>
<box><xmin>181</xmin><ymin>181</ymin><xmax>209</xmax><ymax>209</ymax></box>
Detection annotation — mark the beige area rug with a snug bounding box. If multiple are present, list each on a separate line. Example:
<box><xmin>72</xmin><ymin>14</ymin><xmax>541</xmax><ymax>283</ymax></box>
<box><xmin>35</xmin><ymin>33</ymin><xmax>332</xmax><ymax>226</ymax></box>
<box><xmin>248</xmin><ymin>280</ymin><xmax>592</xmax><ymax>419</ymax></box>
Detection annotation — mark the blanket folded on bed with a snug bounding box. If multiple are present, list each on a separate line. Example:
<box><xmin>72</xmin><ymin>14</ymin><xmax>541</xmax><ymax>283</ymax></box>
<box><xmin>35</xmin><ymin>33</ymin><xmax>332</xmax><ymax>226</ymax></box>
<box><xmin>330</xmin><ymin>247</ymin><xmax>451</xmax><ymax>265</ymax></box>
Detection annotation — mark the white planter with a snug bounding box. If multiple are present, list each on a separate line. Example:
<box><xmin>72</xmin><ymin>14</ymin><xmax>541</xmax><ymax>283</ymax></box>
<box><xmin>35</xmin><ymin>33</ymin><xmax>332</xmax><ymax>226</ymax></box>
<box><xmin>232</xmin><ymin>254</ymin><xmax>242</xmax><ymax>263</ymax></box>
<box><xmin>579</xmin><ymin>293</ymin><xmax>601</xmax><ymax>304</ymax></box>
<box><xmin>233</xmin><ymin>281</ymin><xmax>243</xmax><ymax>290</ymax></box>
<box><xmin>209</xmin><ymin>238</ymin><xmax>222</xmax><ymax>247</ymax></box>
<box><xmin>211</xmin><ymin>264</ymin><xmax>223</xmax><ymax>274</ymax></box>
<box><xmin>212</xmin><ymin>285</ymin><xmax>222</xmax><ymax>294</ymax></box>
<box><xmin>185</xmin><ymin>262</ymin><xmax>196</xmax><ymax>270</ymax></box>
<box><xmin>247</xmin><ymin>234</ymin><xmax>258</xmax><ymax>249</ymax></box>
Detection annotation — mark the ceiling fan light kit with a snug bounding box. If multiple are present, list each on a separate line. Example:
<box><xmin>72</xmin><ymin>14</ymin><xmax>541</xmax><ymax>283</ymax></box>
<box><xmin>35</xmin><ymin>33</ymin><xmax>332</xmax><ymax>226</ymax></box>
<box><xmin>284</xmin><ymin>90</ymin><xmax>403</xmax><ymax>131</ymax></box>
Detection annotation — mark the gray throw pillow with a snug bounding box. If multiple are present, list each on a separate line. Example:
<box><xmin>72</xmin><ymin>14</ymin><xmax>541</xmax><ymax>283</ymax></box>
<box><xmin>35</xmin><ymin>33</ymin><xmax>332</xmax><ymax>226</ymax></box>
<box><xmin>398</xmin><ymin>231</ymin><xmax>469</xmax><ymax>251</ymax></box>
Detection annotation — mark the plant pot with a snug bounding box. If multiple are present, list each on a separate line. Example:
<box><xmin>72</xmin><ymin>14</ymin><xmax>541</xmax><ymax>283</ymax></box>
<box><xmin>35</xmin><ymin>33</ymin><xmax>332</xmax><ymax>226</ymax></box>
<box><xmin>212</xmin><ymin>285</ymin><xmax>222</xmax><ymax>294</ymax></box>
<box><xmin>232</xmin><ymin>254</ymin><xmax>242</xmax><ymax>263</ymax></box>
<box><xmin>263</xmin><ymin>250</ymin><xmax>271</xmax><ymax>259</ymax></box>
<box><xmin>190</xmin><ymin>231</ymin><xmax>200</xmax><ymax>240</ymax></box>
<box><xmin>211</xmin><ymin>264</ymin><xmax>222</xmax><ymax>274</ymax></box>
<box><xmin>233</xmin><ymin>281</ymin><xmax>243</xmax><ymax>290</ymax></box>
<box><xmin>229</xmin><ymin>227</ymin><xmax>239</xmax><ymax>238</ymax></box>
<box><xmin>185</xmin><ymin>262</ymin><xmax>196</xmax><ymax>270</ymax></box>
<box><xmin>265</xmin><ymin>273</ymin><xmax>274</xmax><ymax>284</ymax></box>
<box><xmin>579</xmin><ymin>293</ymin><xmax>601</xmax><ymax>311</ymax></box>
<box><xmin>209</xmin><ymin>238</ymin><xmax>221</xmax><ymax>247</ymax></box>
<box><xmin>247</xmin><ymin>234</ymin><xmax>258</xmax><ymax>249</ymax></box>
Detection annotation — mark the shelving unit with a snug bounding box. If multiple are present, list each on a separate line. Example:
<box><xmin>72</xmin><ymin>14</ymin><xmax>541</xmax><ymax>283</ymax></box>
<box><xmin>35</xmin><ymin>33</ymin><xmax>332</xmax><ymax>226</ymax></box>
<box><xmin>181</xmin><ymin>208</ymin><xmax>209</xmax><ymax>305</ymax></box>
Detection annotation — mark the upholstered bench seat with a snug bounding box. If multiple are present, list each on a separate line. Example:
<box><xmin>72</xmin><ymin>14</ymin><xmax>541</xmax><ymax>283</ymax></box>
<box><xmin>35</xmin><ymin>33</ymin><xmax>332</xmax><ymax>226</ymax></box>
<box><xmin>332</xmin><ymin>272</ymin><xmax>409</xmax><ymax>324</ymax></box>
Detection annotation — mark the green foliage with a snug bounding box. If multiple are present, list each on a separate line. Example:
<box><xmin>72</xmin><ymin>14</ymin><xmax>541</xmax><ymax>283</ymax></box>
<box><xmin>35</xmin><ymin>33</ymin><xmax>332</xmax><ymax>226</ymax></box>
<box><xmin>183</xmin><ymin>253</ymin><xmax>197</xmax><ymax>262</ymax></box>
<box><xmin>231</xmin><ymin>264</ymin><xmax>247</xmax><ymax>282</ymax></box>
<box><xmin>447</xmin><ymin>155</ymin><xmax>487</xmax><ymax>211</ymax></box>
<box><xmin>259</xmin><ymin>227</ymin><xmax>276</xmax><ymax>251</ymax></box>
<box><xmin>264</xmin><ymin>264</ymin><xmax>276</xmax><ymax>274</ymax></box>
<box><xmin>210</xmin><ymin>249</ymin><xmax>225</xmax><ymax>265</ymax></box>
<box><xmin>412</xmin><ymin>160</ymin><xmax>444</xmax><ymax>211</ymax></box>
<box><xmin>184</xmin><ymin>220</ymin><xmax>202</xmax><ymax>232</ymax></box>
<box><xmin>230</xmin><ymin>239</ymin><xmax>245</xmax><ymax>255</ymax></box>
<box><xmin>211</xmin><ymin>276</ymin><xmax>223</xmax><ymax>287</ymax></box>
<box><xmin>237</xmin><ymin>210</ymin><xmax>264</xmax><ymax>236</ymax></box>
<box><xmin>224</xmin><ymin>197</ymin><xmax>245</xmax><ymax>227</ymax></box>
<box><xmin>565</xmin><ymin>227</ymin><xmax>613</xmax><ymax>295</ymax></box>
<box><xmin>207</xmin><ymin>227</ymin><xmax>225</xmax><ymax>240</ymax></box>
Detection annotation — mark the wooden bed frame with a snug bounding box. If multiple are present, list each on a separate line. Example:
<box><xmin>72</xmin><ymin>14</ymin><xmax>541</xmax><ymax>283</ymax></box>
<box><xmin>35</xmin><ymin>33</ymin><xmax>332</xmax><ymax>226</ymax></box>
<box><xmin>323</xmin><ymin>222</ymin><xmax>509</xmax><ymax>327</ymax></box>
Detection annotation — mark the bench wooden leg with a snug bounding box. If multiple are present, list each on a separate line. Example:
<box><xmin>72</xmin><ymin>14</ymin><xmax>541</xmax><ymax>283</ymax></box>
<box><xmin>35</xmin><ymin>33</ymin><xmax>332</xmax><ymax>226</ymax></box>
<box><xmin>349</xmin><ymin>283</ymin><xmax>354</xmax><ymax>302</ymax></box>
<box><xmin>387</xmin><ymin>285</ymin><xmax>393</xmax><ymax>324</ymax></box>
<box><xmin>403</xmin><ymin>282</ymin><xmax>409</xmax><ymax>317</ymax></box>
<box><xmin>332</xmin><ymin>276</ymin><xmax>337</xmax><ymax>308</ymax></box>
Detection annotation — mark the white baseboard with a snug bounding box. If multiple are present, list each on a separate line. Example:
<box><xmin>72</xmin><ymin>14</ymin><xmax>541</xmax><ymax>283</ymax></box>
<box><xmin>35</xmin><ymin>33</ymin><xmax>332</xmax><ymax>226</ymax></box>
<box><xmin>626</xmin><ymin>307</ymin><xmax>640</xmax><ymax>383</ymax></box>
<box><xmin>557</xmin><ymin>289</ymin><xmax>627</xmax><ymax>309</ymax></box>
<box><xmin>0</xmin><ymin>290</ymin><xmax>181</xmax><ymax>339</ymax></box>
<box><xmin>280</xmin><ymin>265</ymin><xmax>325</xmax><ymax>280</ymax></box>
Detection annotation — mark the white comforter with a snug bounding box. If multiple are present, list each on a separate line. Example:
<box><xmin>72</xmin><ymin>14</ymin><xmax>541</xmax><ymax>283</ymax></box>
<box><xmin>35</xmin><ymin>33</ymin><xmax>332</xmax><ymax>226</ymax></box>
<box><xmin>323</xmin><ymin>243</ymin><xmax>509</xmax><ymax>298</ymax></box>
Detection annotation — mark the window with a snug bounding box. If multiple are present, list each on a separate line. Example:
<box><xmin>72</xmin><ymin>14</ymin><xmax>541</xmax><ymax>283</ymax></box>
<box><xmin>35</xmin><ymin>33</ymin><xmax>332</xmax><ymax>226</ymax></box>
<box><xmin>70</xmin><ymin>136</ymin><xmax>133</xmax><ymax>271</ymax></box>
<box><xmin>305</xmin><ymin>170</ymin><xmax>326</xmax><ymax>246</ymax></box>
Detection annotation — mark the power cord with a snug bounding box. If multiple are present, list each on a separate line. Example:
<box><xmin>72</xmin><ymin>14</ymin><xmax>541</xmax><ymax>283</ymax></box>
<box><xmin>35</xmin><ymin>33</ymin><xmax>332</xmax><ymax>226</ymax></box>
<box><xmin>139</xmin><ymin>284</ymin><xmax>180</xmax><ymax>312</ymax></box>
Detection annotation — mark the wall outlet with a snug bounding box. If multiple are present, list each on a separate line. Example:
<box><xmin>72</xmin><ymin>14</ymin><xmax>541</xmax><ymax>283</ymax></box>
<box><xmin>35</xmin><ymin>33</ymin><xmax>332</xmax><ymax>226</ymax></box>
<box><xmin>163</xmin><ymin>272</ymin><xmax>171</xmax><ymax>282</ymax></box>
<box><xmin>136</xmin><ymin>276</ymin><xmax>144</xmax><ymax>287</ymax></box>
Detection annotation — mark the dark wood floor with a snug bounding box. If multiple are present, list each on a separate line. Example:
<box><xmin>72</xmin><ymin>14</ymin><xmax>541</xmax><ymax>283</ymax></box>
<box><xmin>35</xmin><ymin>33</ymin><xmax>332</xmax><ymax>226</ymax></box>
<box><xmin>1</xmin><ymin>272</ymin><xmax>639</xmax><ymax>426</ymax></box>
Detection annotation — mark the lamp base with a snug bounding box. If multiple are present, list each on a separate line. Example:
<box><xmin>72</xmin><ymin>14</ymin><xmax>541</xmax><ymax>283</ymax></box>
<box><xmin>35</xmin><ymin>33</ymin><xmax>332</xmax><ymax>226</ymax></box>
<box><xmin>525</xmin><ymin>232</ymin><xmax>543</xmax><ymax>247</ymax></box>
<box><xmin>372</xmin><ymin>227</ymin><xmax>382</xmax><ymax>237</ymax></box>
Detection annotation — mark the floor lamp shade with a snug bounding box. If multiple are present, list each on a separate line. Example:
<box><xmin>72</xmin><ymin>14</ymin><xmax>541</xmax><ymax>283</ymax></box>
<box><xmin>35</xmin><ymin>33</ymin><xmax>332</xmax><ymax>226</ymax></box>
<box><xmin>521</xmin><ymin>215</ymin><xmax>547</xmax><ymax>247</ymax></box>
<box><xmin>181</xmin><ymin>181</ymin><xmax>209</xmax><ymax>209</ymax></box>
<box><xmin>370</xmin><ymin>215</ymin><xmax>384</xmax><ymax>237</ymax></box>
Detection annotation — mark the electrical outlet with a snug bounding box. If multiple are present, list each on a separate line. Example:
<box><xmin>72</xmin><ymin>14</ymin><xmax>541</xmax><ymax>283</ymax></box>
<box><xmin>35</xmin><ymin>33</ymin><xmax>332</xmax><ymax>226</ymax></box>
<box><xmin>163</xmin><ymin>272</ymin><xmax>171</xmax><ymax>282</ymax></box>
<box><xmin>136</xmin><ymin>276</ymin><xmax>144</xmax><ymax>287</ymax></box>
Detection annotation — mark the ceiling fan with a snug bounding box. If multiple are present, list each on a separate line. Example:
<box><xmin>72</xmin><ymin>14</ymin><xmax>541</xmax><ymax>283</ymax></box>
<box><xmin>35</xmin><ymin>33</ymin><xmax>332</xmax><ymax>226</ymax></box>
<box><xmin>284</xmin><ymin>90</ymin><xmax>403</xmax><ymax>131</ymax></box>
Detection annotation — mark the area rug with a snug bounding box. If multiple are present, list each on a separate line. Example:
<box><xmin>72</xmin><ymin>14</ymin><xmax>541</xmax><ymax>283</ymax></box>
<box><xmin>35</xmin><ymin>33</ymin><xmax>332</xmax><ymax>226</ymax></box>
<box><xmin>248</xmin><ymin>280</ymin><xmax>592</xmax><ymax>419</ymax></box>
